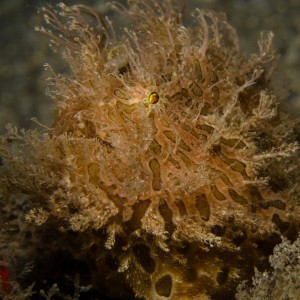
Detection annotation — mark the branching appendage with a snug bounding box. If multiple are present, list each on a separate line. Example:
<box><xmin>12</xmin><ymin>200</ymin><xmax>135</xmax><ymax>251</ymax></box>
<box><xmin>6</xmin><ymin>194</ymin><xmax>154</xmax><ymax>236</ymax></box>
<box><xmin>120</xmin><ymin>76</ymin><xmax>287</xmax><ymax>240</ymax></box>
<box><xmin>37</xmin><ymin>4</ymin><xmax>109</xmax><ymax>54</ymax></box>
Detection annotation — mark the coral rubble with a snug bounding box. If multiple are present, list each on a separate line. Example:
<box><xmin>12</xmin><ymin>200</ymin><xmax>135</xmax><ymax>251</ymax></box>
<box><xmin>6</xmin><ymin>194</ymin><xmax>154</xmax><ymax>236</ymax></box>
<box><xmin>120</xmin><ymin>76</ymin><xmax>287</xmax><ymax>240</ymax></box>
<box><xmin>1</xmin><ymin>1</ymin><xmax>299</xmax><ymax>299</ymax></box>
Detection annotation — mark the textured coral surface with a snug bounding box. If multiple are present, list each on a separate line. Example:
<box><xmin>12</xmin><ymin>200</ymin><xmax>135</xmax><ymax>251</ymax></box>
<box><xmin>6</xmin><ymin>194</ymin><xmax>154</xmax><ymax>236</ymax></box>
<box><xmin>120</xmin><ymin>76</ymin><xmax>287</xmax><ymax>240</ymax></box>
<box><xmin>1</xmin><ymin>1</ymin><xmax>299</xmax><ymax>299</ymax></box>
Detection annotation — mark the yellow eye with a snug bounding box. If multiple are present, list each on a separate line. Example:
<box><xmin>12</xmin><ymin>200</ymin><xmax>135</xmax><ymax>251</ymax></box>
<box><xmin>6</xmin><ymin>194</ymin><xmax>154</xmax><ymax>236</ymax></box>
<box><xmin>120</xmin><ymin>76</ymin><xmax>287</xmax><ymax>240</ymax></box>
<box><xmin>148</xmin><ymin>92</ymin><xmax>159</xmax><ymax>104</ymax></box>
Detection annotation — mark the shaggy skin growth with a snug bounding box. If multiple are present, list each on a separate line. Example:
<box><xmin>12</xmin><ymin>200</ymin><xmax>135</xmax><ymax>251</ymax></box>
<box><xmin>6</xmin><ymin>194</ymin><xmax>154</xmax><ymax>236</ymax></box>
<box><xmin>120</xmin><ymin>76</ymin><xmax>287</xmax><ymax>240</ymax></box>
<box><xmin>1</xmin><ymin>1</ymin><xmax>299</xmax><ymax>299</ymax></box>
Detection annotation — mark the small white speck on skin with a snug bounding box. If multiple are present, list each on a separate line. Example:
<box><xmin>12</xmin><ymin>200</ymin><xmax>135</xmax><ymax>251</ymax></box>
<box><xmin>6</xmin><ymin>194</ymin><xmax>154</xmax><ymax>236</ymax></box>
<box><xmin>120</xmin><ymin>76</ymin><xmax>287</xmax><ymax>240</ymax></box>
<box><xmin>78</xmin><ymin>122</ymin><xmax>85</xmax><ymax>129</ymax></box>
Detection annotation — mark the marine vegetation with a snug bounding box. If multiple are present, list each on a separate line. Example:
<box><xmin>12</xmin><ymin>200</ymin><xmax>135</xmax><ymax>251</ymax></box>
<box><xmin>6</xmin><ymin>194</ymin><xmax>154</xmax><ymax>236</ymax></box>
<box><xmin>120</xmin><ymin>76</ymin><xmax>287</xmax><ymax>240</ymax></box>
<box><xmin>236</xmin><ymin>234</ymin><xmax>300</xmax><ymax>300</ymax></box>
<box><xmin>0</xmin><ymin>0</ymin><xmax>299</xmax><ymax>299</ymax></box>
